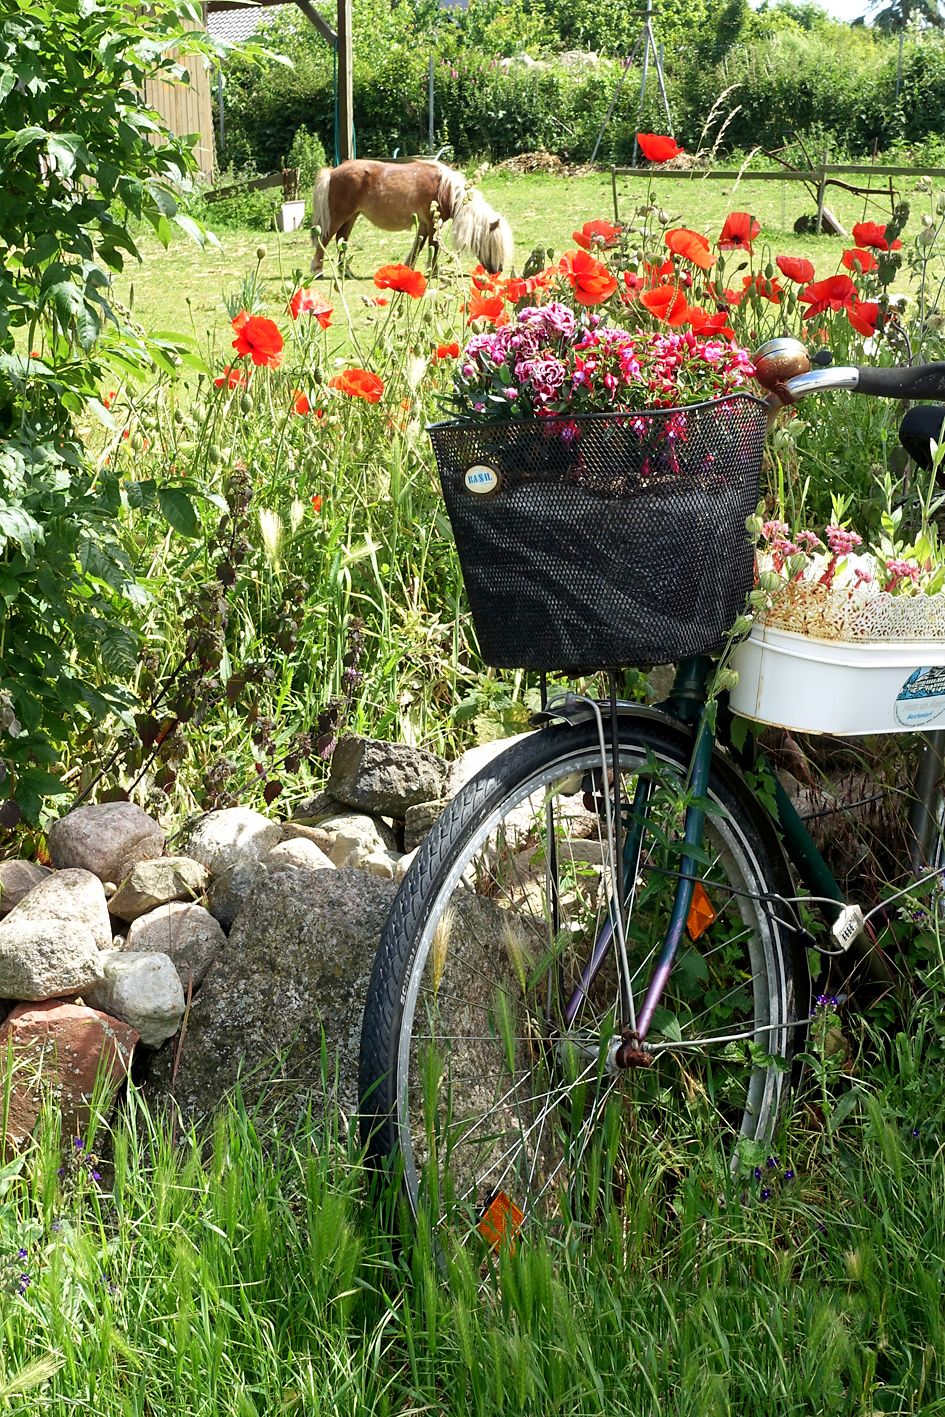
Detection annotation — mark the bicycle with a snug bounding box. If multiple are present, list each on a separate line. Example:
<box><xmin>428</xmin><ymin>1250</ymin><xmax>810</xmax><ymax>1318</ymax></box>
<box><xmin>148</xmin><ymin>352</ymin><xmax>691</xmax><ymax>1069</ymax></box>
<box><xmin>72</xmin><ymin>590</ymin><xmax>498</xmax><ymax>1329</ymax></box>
<box><xmin>358</xmin><ymin>339</ymin><xmax>945</xmax><ymax>1253</ymax></box>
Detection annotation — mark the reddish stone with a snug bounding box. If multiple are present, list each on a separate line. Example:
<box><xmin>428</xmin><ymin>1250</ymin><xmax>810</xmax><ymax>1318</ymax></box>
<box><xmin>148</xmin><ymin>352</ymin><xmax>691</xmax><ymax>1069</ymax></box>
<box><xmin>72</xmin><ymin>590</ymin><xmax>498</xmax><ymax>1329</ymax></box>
<box><xmin>0</xmin><ymin>1001</ymin><xmax>139</xmax><ymax>1152</ymax></box>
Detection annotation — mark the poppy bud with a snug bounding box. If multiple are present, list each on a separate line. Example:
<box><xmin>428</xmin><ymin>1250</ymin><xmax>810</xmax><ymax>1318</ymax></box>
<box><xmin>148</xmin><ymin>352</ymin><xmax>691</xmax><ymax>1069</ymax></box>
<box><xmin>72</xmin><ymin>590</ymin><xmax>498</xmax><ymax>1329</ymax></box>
<box><xmin>240</xmin><ymin>393</ymin><xmax>253</xmax><ymax>413</ymax></box>
<box><xmin>764</xmin><ymin>262</ymin><xmax>774</xmax><ymax>279</ymax></box>
<box><xmin>256</xmin><ymin>246</ymin><xmax>267</xmax><ymax>260</ymax></box>
<box><xmin>208</xmin><ymin>445</ymin><xmax>222</xmax><ymax>466</ymax></box>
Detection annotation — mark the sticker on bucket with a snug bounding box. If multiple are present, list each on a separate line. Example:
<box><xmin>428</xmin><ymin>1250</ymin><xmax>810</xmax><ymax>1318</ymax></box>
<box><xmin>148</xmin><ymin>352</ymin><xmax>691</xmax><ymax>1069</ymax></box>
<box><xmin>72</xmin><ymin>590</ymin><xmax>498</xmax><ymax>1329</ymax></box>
<box><xmin>463</xmin><ymin>464</ymin><xmax>502</xmax><ymax>497</ymax></box>
<box><xmin>894</xmin><ymin>665</ymin><xmax>945</xmax><ymax>728</ymax></box>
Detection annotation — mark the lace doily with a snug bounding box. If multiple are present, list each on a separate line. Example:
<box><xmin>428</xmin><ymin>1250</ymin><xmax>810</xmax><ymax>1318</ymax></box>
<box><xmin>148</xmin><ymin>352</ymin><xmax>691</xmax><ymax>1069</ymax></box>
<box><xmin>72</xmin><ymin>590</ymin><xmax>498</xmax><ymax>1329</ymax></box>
<box><xmin>762</xmin><ymin>582</ymin><xmax>945</xmax><ymax>642</ymax></box>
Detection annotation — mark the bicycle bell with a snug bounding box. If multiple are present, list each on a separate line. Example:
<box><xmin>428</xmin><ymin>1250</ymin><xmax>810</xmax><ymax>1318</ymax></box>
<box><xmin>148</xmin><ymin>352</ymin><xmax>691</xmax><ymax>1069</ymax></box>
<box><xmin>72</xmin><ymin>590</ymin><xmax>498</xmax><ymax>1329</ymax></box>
<box><xmin>752</xmin><ymin>336</ymin><xmax>811</xmax><ymax>392</ymax></box>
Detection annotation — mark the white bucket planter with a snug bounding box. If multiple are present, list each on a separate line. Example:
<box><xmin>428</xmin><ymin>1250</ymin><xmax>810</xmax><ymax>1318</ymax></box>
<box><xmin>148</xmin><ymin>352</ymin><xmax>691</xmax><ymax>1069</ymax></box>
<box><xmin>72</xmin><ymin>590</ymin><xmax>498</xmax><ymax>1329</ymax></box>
<box><xmin>729</xmin><ymin>623</ymin><xmax>945</xmax><ymax>735</ymax></box>
<box><xmin>276</xmin><ymin>200</ymin><xmax>305</xmax><ymax>233</ymax></box>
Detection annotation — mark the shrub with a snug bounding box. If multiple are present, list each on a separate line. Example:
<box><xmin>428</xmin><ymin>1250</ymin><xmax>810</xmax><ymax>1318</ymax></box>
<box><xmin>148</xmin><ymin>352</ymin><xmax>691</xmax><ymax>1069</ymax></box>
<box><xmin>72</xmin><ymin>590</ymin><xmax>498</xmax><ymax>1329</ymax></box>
<box><xmin>0</xmin><ymin>0</ymin><xmax>217</xmax><ymax>827</ymax></box>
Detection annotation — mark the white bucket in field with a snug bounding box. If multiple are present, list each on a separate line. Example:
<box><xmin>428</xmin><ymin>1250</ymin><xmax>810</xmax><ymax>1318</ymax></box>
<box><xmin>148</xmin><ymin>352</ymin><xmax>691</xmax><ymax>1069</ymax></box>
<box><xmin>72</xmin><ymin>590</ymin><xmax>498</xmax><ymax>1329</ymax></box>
<box><xmin>729</xmin><ymin>623</ymin><xmax>945</xmax><ymax>735</ymax></box>
<box><xmin>276</xmin><ymin>200</ymin><xmax>306</xmax><ymax>233</ymax></box>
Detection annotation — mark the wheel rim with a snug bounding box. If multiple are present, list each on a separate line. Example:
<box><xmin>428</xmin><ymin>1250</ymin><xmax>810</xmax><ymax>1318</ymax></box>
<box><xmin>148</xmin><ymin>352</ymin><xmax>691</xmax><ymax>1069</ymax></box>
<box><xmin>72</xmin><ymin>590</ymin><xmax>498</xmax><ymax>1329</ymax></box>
<box><xmin>395</xmin><ymin>737</ymin><xmax>792</xmax><ymax>1248</ymax></box>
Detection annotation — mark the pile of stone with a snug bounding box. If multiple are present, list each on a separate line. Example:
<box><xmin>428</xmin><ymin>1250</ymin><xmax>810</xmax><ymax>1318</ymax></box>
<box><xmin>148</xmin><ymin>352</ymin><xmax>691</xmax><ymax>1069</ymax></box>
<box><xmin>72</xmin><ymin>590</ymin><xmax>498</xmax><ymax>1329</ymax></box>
<box><xmin>0</xmin><ymin>732</ymin><xmax>521</xmax><ymax>1147</ymax></box>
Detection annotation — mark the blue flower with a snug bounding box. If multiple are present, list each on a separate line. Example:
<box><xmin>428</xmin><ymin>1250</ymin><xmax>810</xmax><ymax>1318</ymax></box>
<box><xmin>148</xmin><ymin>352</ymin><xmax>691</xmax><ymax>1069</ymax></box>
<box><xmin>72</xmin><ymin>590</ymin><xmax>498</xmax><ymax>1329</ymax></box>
<box><xmin>760</xmin><ymin>1188</ymin><xmax>771</xmax><ymax>1200</ymax></box>
<box><xmin>784</xmin><ymin>1168</ymin><xmax>795</xmax><ymax>1181</ymax></box>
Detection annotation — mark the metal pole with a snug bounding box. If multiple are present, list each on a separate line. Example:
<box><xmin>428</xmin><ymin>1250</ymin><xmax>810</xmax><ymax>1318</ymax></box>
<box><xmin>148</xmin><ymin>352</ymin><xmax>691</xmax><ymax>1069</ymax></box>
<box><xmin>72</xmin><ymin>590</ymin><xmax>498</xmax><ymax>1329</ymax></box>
<box><xmin>590</xmin><ymin>36</ymin><xmax>642</xmax><ymax>166</ymax></box>
<box><xmin>653</xmin><ymin>30</ymin><xmax>672</xmax><ymax>132</ymax></box>
<box><xmin>428</xmin><ymin>55</ymin><xmax>435</xmax><ymax>152</ymax></box>
<box><xmin>633</xmin><ymin>11</ymin><xmax>652</xmax><ymax>168</ymax></box>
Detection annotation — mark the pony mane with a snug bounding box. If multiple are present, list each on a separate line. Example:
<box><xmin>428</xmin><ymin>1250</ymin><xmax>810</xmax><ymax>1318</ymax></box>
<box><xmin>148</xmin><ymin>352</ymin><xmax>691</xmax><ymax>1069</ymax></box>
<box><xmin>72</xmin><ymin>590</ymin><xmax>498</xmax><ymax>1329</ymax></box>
<box><xmin>432</xmin><ymin>161</ymin><xmax>468</xmax><ymax>223</ymax></box>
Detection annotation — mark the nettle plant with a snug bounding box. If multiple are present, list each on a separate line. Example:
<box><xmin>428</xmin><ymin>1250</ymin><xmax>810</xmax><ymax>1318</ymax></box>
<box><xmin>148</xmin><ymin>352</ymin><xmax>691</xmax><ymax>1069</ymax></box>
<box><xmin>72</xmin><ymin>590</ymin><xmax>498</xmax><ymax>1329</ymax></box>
<box><xmin>0</xmin><ymin>0</ymin><xmax>229</xmax><ymax>826</ymax></box>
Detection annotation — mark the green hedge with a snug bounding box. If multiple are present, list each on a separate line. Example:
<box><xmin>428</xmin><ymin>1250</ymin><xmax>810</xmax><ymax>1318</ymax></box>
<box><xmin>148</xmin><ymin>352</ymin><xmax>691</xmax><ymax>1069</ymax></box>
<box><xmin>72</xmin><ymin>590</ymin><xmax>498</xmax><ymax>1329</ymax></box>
<box><xmin>219</xmin><ymin>9</ymin><xmax>945</xmax><ymax>174</ymax></box>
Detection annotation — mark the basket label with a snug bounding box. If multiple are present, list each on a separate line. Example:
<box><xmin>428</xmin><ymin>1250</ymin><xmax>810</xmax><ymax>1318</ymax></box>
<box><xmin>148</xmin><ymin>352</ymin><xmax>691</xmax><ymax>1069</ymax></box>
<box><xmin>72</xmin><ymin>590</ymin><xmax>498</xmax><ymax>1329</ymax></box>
<box><xmin>463</xmin><ymin>463</ymin><xmax>502</xmax><ymax>497</ymax></box>
<box><xmin>894</xmin><ymin>665</ymin><xmax>945</xmax><ymax>728</ymax></box>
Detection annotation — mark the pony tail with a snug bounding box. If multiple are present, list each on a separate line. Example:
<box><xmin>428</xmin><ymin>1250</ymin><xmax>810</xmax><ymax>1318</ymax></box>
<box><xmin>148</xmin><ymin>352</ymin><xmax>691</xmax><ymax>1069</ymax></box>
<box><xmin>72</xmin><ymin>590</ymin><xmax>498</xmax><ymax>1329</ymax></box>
<box><xmin>312</xmin><ymin>167</ymin><xmax>332</xmax><ymax>245</ymax></box>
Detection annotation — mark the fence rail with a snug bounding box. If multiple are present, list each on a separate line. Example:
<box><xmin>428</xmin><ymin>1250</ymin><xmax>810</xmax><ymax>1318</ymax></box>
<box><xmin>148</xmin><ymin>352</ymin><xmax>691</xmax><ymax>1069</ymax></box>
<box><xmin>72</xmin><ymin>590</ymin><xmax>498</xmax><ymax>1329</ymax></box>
<box><xmin>205</xmin><ymin>169</ymin><xmax>300</xmax><ymax>205</ymax></box>
<box><xmin>611</xmin><ymin>163</ymin><xmax>945</xmax><ymax>234</ymax></box>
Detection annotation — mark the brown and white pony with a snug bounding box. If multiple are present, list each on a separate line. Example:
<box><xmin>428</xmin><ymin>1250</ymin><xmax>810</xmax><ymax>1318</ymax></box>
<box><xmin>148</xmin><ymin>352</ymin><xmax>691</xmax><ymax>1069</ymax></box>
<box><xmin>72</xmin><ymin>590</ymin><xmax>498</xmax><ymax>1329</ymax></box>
<box><xmin>311</xmin><ymin>159</ymin><xmax>513</xmax><ymax>275</ymax></box>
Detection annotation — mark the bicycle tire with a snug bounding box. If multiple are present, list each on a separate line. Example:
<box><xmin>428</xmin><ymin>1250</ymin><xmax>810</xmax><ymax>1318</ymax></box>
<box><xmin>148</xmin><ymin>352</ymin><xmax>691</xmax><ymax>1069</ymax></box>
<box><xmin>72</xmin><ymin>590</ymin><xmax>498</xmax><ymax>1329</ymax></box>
<box><xmin>359</xmin><ymin>718</ymin><xmax>808</xmax><ymax>1249</ymax></box>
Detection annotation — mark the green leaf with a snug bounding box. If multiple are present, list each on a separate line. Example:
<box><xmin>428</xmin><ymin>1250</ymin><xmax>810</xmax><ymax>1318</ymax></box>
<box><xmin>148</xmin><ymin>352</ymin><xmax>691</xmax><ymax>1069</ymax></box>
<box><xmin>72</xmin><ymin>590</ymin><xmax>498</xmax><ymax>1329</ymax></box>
<box><xmin>157</xmin><ymin>485</ymin><xmax>200</xmax><ymax>538</ymax></box>
<box><xmin>173</xmin><ymin>212</ymin><xmax>205</xmax><ymax>246</ymax></box>
<box><xmin>0</xmin><ymin>504</ymin><xmax>43</xmax><ymax>556</ymax></box>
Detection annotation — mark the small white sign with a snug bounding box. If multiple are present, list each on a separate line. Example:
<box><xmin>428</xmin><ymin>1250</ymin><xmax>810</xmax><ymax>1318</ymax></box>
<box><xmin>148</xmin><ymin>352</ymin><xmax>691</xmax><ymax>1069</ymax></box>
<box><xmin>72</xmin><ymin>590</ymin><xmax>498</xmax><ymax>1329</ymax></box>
<box><xmin>894</xmin><ymin>665</ymin><xmax>945</xmax><ymax>728</ymax></box>
<box><xmin>463</xmin><ymin>464</ymin><xmax>502</xmax><ymax>496</ymax></box>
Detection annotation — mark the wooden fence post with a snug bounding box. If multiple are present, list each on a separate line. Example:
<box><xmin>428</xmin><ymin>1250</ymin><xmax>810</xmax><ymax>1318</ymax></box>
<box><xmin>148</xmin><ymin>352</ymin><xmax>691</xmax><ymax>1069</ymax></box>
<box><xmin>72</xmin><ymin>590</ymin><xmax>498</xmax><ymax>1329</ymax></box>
<box><xmin>815</xmin><ymin>151</ymin><xmax>828</xmax><ymax>235</ymax></box>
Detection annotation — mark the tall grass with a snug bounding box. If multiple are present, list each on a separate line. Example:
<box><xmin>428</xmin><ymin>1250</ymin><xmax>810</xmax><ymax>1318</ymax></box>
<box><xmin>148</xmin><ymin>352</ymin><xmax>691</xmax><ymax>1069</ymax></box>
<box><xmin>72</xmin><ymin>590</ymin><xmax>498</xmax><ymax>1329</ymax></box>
<box><xmin>2</xmin><ymin>999</ymin><xmax>945</xmax><ymax>1414</ymax></box>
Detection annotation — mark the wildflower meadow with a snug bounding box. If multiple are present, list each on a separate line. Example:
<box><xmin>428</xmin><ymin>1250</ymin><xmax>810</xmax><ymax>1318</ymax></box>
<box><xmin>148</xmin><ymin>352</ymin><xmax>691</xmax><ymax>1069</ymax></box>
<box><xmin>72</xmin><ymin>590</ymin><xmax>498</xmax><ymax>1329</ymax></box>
<box><xmin>4</xmin><ymin>0</ymin><xmax>945</xmax><ymax>1409</ymax></box>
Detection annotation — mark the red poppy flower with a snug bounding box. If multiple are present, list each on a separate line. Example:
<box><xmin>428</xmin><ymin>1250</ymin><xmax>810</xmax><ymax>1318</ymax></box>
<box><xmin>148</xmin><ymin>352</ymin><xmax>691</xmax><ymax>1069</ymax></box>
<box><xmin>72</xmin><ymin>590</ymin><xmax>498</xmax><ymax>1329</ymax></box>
<box><xmin>467</xmin><ymin>290</ymin><xmax>507</xmax><ymax>324</ymax></box>
<box><xmin>742</xmin><ymin>273</ymin><xmax>782</xmax><ymax>303</ymax></box>
<box><xmin>637</xmin><ymin>133</ymin><xmax>683</xmax><ymax>163</ymax></box>
<box><xmin>559</xmin><ymin>249</ymin><xmax>618</xmax><ymax>306</ymax></box>
<box><xmin>470</xmin><ymin>263</ymin><xmax>501</xmax><ymax>291</ymax></box>
<box><xmin>664</xmin><ymin>228</ymin><xmax>714</xmax><ymax>271</ymax></box>
<box><xmin>288</xmin><ymin>288</ymin><xmax>334</xmax><ymax>326</ymax></box>
<box><xmin>776</xmin><ymin>255</ymin><xmax>815</xmax><ymax>284</ymax></box>
<box><xmin>328</xmin><ymin>368</ymin><xmax>385</xmax><ymax>402</ymax></box>
<box><xmin>501</xmin><ymin>276</ymin><xmax>529</xmax><ymax>303</ymax></box>
<box><xmin>689</xmin><ymin>308</ymin><xmax>736</xmax><ymax>340</ymax></box>
<box><xmin>214</xmin><ymin>364</ymin><xmax>249</xmax><ymax>390</ymax></box>
<box><xmin>797</xmin><ymin>274</ymin><xmax>858</xmax><ymax>317</ymax></box>
<box><xmin>623</xmin><ymin>271</ymin><xmax>646</xmax><ymax>295</ymax></box>
<box><xmin>311</xmin><ymin>494</ymin><xmax>323</xmax><ymax>513</ymax></box>
<box><xmin>841</xmin><ymin>247</ymin><xmax>879</xmax><ymax>276</ymax></box>
<box><xmin>572</xmin><ymin>219</ymin><xmax>623</xmax><ymax>252</ymax></box>
<box><xmin>717</xmin><ymin>212</ymin><xmax>761</xmax><ymax>252</ymax></box>
<box><xmin>847</xmin><ymin>300</ymin><xmax>880</xmax><ymax>337</ymax></box>
<box><xmin>102</xmin><ymin>389</ymin><xmax>117</xmax><ymax>409</ymax></box>
<box><xmin>640</xmin><ymin>282</ymin><xmax>690</xmax><ymax>325</ymax></box>
<box><xmin>852</xmin><ymin>221</ymin><xmax>902</xmax><ymax>252</ymax></box>
<box><xmin>292</xmin><ymin>389</ymin><xmax>311</xmax><ymax>415</ymax></box>
<box><xmin>432</xmin><ymin>342</ymin><xmax>460</xmax><ymax>361</ymax></box>
<box><xmin>367</xmin><ymin>296</ymin><xmax>389</xmax><ymax>307</ymax></box>
<box><xmin>374</xmin><ymin>263</ymin><xmax>427</xmax><ymax>298</ymax></box>
<box><xmin>231</xmin><ymin>312</ymin><xmax>284</xmax><ymax>368</ymax></box>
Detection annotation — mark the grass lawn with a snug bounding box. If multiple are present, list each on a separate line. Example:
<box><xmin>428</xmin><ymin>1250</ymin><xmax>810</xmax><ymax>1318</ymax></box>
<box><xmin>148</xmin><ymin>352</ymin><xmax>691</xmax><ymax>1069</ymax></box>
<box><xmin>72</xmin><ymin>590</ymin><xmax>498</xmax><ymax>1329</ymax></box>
<box><xmin>116</xmin><ymin>167</ymin><xmax>929</xmax><ymax>364</ymax></box>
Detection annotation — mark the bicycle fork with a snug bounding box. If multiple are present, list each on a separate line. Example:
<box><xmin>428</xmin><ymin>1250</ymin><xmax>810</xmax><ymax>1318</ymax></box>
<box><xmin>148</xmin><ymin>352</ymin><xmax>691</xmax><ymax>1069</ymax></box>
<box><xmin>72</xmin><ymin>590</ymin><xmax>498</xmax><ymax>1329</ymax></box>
<box><xmin>562</xmin><ymin>698</ymin><xmax>716</xmax><ymax>1054</ymax></box>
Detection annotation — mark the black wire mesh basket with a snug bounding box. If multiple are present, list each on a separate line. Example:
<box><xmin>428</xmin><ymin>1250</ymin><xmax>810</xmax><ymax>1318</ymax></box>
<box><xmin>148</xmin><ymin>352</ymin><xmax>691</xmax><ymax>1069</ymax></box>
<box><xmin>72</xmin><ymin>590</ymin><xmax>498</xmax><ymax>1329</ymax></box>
<box><xmin>428</xmin><ymin>394</ymin><xmax>768</xmax><ymax>672</ymax></box>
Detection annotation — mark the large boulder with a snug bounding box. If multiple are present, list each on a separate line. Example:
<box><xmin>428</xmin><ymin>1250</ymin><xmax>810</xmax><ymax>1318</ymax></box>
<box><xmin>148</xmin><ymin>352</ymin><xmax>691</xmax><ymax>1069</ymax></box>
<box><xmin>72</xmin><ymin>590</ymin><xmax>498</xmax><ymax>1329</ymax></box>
<box><xmin>86</xmin><ymin>951</ymin><xmax>185</xmax><ymax>1048</ymax></box>
<box><xmin>327</xmin><ymin>735</ymin><xmax>447</xmax><ymax>817</ymax></box>
<box><xmin>4</xmin><ymin>868</ymin><xmax>111</xmax><ymax>950</ymax></box>
<box><xmin>125</xmin><ymin>902</ymin><xmax>225</xmax><ymax>992</ymax></box>
<box><xmin>108</xmin><ymin>856</ymin><xmax>208</xmax><ymax>923</ymax></box>
<box><xmin>181</xmin><ymin>808</ymin><xmax>281</xmax><ymax>878</ymax></box>
<box><xmin>0</xmin><ymin>1001</ymin><xmax>138</xmax><ymax>1152</ymax></box>
<box><xmin>147</xmin><ymin>868</ymin><xmax>397</xmax><ymax>1118</ymax></box>
<box><xmin>47</xmin><ymin>803</ymin><xmax>164</xmax><ymax>882</ymax></box>
<box><xmin>0</xmin><ymin>920</ymin><xmax>103</xmax><ymax>1001</ymax></box>
<box><xmin>0</xmin><ymin>861</ymin><xmax>53</xmax><ymax>916</ymax></box>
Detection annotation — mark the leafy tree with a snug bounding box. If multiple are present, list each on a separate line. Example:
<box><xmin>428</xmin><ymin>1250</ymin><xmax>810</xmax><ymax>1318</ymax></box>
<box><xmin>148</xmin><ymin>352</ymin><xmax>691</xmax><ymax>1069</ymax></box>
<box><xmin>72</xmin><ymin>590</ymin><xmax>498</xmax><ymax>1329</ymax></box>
<box><xmin>0</xmin><ymin>0</ymin><xmax>220</xmax><ymax>826</ymax></box>
<box><xmin>869</xmin><ymin>0</ymin><xmax>943</xmax><ymax>28</ymax></box>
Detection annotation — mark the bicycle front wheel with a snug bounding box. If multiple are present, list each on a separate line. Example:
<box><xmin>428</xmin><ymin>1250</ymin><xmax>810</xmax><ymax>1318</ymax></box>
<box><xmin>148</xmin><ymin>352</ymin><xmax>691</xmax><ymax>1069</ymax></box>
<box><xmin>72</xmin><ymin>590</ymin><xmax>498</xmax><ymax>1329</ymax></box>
<box><xmin>360</xmin><ymin>719</ymin><xmax>806</xmax><ymax>1249</ymax></box>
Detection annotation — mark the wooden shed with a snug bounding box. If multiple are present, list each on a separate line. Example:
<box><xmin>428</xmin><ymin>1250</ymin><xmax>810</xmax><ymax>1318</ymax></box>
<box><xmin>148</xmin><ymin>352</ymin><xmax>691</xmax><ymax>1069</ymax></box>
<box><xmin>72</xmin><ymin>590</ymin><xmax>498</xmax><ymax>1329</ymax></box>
<box><xmin>143</xmin><ymin>9</ymin><xmax>216</xmax><ymax>178</ymax></box>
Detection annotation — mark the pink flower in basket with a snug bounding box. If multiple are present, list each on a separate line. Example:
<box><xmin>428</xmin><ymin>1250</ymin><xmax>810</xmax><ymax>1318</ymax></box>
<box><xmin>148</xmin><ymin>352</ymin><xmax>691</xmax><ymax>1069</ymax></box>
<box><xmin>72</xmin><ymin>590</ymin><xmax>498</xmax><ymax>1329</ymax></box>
<box><xmin>449</xmin><ymin>303</ymin><xmax>758</xmax><ymax>425</ymax></box>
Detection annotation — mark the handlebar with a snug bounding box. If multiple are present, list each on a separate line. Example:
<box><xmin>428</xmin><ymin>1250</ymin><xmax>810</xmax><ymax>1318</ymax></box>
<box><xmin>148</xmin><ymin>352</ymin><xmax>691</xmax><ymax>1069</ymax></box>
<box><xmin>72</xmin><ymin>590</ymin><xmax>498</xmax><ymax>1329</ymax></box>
<box><xmin>780</xmin><ymin>362</ymin><xmax>945</xmax><ymax>403</ymax></box>
<box><xmin>752</xmin><ymin>336</ymin><xmax>945</xmax><ymax>409</ymax></box>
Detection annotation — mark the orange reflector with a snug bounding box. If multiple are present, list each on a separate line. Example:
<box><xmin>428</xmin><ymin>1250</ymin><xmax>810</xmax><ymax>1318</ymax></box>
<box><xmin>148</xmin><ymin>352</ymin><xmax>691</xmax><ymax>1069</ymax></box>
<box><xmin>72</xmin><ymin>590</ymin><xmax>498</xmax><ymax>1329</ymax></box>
<box><xmin>477</xmin><ymin>1191</ymin><xmax>524</xmax><ymax>1251</ymax></box>
<box><xmin>687</xmin><ymin>881</ymin><xmax>717</xmax><ymax>941</ymax></box>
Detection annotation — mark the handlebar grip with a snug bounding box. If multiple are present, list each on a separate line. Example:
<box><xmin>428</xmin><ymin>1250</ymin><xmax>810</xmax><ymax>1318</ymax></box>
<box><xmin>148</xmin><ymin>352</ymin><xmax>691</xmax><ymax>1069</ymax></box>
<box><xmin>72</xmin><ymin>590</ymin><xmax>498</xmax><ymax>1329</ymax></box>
<box><xmin>855</xmin><ymin>363</ymin><xmax>945</xmax><ymax>400</ymax></box>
